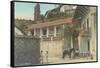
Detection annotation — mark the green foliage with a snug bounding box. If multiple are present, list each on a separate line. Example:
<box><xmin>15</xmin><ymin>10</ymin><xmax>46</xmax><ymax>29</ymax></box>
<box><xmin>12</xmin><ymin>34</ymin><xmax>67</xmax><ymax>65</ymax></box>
<box><xmin>64</xmin><ymin>24</ymin><xmax>74</xmax><ymax>37</ymax></box>
<box><xmin>64</xmin><ymin>24</ymin><xmax>75</xmax><ymax>49</ymax></box>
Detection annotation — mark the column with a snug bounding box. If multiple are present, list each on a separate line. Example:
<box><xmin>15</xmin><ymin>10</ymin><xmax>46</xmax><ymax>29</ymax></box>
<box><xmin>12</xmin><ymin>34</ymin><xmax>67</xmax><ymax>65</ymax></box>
<box><xmin>46</xmin><ymin>27</ymin><xmax>49</xmax><ymax>37</ymax></box>
<box><xmin>40</xmin><ymin>28</ymin><xmax>43</xmax><ymax>38</ymax></box>
<box><xmin>62</xmin><ymin>24</ymin><xmax>65</xmax><ymax>36</ymax></box>
<box><xmin>71</xmin><ymin>36</ymin><xmax>73</xmax><ymax>48</ymax></box>
<box><xmin>62</xmin><ymin>24</ymin><xmax>65</xmax><ymax>29</ymax></box>
<box><xmin>54</xmin><ymin>26</ymin><xmax>56</xmax><ymax>37</ymax></box>
<box><xmin>34</xmin><ymin>28</ymin><xmax>36</xmax><ymax>36</ymax></box>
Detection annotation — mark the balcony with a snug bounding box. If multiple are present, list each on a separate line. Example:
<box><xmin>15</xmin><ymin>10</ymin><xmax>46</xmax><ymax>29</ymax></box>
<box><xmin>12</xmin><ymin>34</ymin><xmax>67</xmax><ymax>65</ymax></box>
<box><xmin>40</xmin><ymin>33</ymin><xmax>63</xmax><ymax>41</ymax></box>
<box><xmin>56</xmin><ymin>33</ymin><xmax>63</xmax><ymax>37</ymax></box>
<box><xmin>79</xmin><ymin>27</ymin><xmax>91</xmax><ymax>37</ymax></box>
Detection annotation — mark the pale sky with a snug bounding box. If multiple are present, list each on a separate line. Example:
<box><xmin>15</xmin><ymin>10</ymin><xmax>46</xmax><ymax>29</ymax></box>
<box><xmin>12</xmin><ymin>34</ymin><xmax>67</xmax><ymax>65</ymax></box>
<box><xmin>15</xmin><ymin>2</ymin><xmax>57</xmax><ymax>20</ymax></box>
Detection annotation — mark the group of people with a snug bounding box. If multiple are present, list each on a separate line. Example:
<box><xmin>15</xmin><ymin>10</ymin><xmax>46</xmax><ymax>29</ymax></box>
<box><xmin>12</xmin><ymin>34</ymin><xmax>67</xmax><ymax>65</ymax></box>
<box><xmin>40</xmin><ymin>48</ymin><xmax>79</xmax><ymax>64</ymax></box>
<box><xmin>40</xmin><ymin>51</ymin><xmax>48</xmax><ymax>64</ymax></box>
<box><xmin>62</xmin><ymin>48</ymin><xmax>79</xmax><ymax>59</ymax></box>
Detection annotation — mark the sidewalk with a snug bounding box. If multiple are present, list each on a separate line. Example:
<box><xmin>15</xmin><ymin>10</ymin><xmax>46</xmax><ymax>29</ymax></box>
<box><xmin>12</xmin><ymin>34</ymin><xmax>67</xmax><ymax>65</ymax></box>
<box><xmin>42</xmin><ymin>56</ymin><xmax>96</xmax><ymax>64</ymax></box>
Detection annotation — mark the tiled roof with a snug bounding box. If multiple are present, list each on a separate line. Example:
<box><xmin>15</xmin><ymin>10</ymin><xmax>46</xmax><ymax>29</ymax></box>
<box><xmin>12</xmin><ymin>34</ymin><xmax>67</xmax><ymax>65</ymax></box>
<box><xmin>28</xmin><ymin>17</ymin><xmax>78</xmax><ymax>30</ymax></box>
<box><xmin>15</xmin><ymin>19</ymin><xmax>34</xmax><ymax>35</ymax></box>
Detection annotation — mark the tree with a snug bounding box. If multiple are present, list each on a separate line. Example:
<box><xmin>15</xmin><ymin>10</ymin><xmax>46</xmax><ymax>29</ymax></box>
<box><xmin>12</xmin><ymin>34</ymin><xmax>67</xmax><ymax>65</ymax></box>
<box><xmin>64</xmin><ymin>24</ymin><xmax>75</xmax><ymax>50</ymax></box>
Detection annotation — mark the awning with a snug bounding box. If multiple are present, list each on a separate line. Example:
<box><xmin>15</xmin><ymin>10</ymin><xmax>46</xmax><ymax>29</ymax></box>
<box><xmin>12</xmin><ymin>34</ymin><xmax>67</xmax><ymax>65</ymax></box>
<box><xmin>28</xmin><ymin>17</ymin><xmax>78</xmax><ymax>30</ymax></box>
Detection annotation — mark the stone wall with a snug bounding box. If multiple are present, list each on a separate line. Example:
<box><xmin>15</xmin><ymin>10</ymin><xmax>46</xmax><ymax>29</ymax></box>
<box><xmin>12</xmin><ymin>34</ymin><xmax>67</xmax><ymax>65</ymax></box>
<box><xmin>14</xmin><ymin>36</ymin><xmax>40</xmax><ymax>66</ymax></box>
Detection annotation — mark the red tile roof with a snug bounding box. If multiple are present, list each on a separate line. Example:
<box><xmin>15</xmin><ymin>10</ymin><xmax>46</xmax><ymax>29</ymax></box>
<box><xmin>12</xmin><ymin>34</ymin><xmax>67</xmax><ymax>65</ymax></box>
<box><xmin>28</xmin><ymin>17</ymin><xmax>78</xmax><ymax>30</ymax></box>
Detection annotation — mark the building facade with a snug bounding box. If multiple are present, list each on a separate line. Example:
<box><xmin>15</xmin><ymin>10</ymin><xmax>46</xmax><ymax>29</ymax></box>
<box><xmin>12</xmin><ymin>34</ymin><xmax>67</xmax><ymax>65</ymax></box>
<box><xmin>27</xmin><ymin>4</ymin><xmax>97</xmax><ymax>62</ymax></box>
<box><xmin>28</xmin><ymin>18</ymin><xmax>76</xmax><ymax>61</ymax></box>
<box><xmin>28</xmin><ymin>4</ymin><xmax>77</xmax><ymax>61</ymax></box>
<box><xmin>74</xmin><ymin>6</ymin><xmax>97</xmax><ymax>59</ymax></box>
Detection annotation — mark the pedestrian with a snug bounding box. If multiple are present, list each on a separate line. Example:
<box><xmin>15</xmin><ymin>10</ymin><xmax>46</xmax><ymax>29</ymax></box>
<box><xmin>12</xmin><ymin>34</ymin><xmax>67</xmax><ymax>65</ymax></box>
<box><xmin>40</xmin><ymin>51</ymin><xmax>43</xmax><ymax>64</ymax></box>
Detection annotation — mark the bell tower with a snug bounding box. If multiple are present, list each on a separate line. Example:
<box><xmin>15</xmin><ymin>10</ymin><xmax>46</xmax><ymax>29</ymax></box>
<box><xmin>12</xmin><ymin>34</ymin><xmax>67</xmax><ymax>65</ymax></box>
<box><xmin>34</xmin><ymin>3</ymin><xmax>41</xmax><ymax>21</ymax></box>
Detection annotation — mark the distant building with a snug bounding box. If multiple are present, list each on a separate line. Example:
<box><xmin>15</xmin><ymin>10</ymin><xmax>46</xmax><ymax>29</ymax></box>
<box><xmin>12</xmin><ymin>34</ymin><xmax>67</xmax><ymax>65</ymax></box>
<box><xmin>45</xmin><ymin>5</ymin><xmax>75</xmax><ymax>20</ymax></box>
<box><xmin>60</xmin><ymin>5</ymin><xmax>76</xmax><ymax>17</ymax></box>
<box><xmin>15</xmin><ymin>26</ymin><xmax>24</xmax><ymax>36</ymax></box>
<box><xmin>15</xmin><ymin>19</ymin><xmax>34</xmax><ymax>36</ymax></box>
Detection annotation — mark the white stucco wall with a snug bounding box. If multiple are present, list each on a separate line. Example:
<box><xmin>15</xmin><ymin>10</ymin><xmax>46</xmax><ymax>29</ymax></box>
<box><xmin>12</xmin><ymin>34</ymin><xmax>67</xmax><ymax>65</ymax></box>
<box><xmin>78</xmin><ymin>7</ymin><xmax>97</xmax><ymax>59</ymax></box>
<box><xmin>15</xmin><ymin>27</ymin><xmax>24</xmax><ymax>36</ymax></box>
<box><xmin>40</xmin><ymin>39</ymin><xmax>64</xmax><ymax>58</ymax></box>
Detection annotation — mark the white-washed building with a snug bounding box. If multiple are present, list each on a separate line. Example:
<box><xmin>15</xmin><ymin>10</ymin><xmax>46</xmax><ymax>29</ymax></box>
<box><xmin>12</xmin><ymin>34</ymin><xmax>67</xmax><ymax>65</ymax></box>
<box><xmin>28</xmin><ymin>18</ymin><xmax>77</xmax><ymax>59</ymax></box>
<box><xmin>27</xmin><ymin>4</ymin><xmax>77</xmax><ymax>60</ymax></box>
<box><xmin>15</xmin><ymin>26</ymin><xmax>24</xmax><ymax>36</ymax></box>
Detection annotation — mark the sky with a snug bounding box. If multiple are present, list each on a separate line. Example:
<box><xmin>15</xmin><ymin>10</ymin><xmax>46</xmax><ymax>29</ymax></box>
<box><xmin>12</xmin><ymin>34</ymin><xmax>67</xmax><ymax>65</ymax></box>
<box><xmin>15</xmin><ymin>2</ymin><xmax>57</xmax><ymax>20</ymax></box>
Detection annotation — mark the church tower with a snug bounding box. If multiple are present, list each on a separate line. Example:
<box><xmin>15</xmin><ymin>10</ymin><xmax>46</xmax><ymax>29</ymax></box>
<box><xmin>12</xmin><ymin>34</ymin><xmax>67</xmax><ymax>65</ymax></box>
<box><xmin>34</xmin><ymin>3</ymin><xmax>41</xmax><ymax>21</ymax></box>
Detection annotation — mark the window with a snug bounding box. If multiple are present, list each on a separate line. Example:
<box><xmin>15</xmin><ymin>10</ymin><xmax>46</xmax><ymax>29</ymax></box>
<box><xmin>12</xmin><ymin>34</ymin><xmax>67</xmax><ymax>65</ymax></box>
<box><xmin>43</xmin><ymin>28</ymin><xmax>47</xmax><ymax>35</ymax></box>
<box><xmin>87</xmin><ymin>19</ymin><xmax>89</xmax><ymax>29</ymax></box>
<box><xmin>31</xmin><ymin>30</ymin><xmax>34</xmax><ymax>36</ymax></box>
<box><xmin>88</xmin><ymin>40</ymin><xmax>90</xmax><ymax>51</ymax></box>
<box><xmin>56</xmin><ymin>25</ymin><xmax>62</xmax><ymax>34</ymax></box>
<box><xmin>83</xmin><ymin>22</ymin><xmax>86</xmax><ymax>29</ymax></box>
<box><xmin>91</xmin><ymin>13</ymin><xmax>96</xmax><ymax>32</ymax></box>
<box><xmin>93</xmin><ymin>13</ymin><xmax>96</xmax><ymax>31</ymax></box>
<box><xmin>49</xmin><ymin>26</ymin><xmax>54</xmax><ymax>35</ymax></box>
<box><xmin>36</xmin><ymin>29</ymin><xmax>40</xmax><ymax>36</ymax></box>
